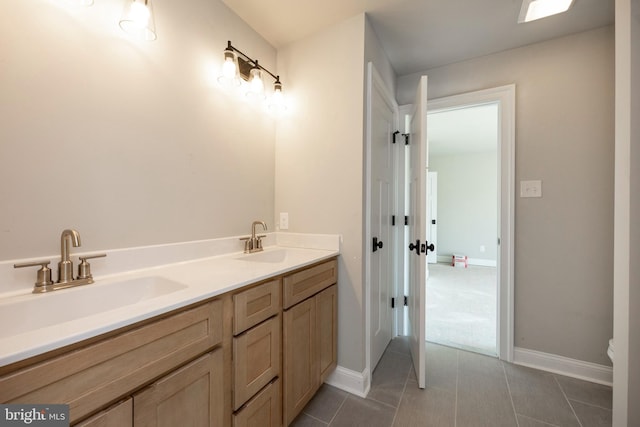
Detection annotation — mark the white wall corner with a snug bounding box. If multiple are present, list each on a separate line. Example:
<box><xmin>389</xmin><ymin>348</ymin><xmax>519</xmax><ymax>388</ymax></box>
<box><xmin>324</xmin><ymin>366</ymin><xmax>371</xmax><ymax>398</ymax></box>
<box><xmin>513</xmin><ymin>347</ymin><xmax>613</xmax><ymax>386</ymax></box>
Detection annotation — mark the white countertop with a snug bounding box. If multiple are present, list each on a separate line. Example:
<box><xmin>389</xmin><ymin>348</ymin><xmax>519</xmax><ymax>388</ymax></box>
<box><xmin>0</xmin><ymin>244</ymin><xmax>338</xmax><ymax>368</ymax></box>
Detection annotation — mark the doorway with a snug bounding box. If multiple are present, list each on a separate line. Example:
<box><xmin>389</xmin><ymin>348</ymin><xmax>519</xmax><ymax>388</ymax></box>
<box><xmin>416</xmin><ymin>85</ymin><xmax>516</xmax><ymax>362</ymax></box>
<box><xmin>425</xmin><ymin>102</ymin><xmax>499</xmax><ymax>355</ymax></box>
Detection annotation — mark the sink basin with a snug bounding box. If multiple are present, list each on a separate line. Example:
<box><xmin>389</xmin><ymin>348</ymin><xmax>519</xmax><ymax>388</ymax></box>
<box><xmin>234</xmin><ymin>248</ymin><xmax>288</xmax><ymax>263</ymax></box>
<box><xmin>0</xmin><ymin>276</ymin><xmax>188</xmax><ymax>339</ymax></box>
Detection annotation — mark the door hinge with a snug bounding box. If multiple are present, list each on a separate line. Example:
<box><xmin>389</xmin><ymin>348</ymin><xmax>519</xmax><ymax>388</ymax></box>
<box><xmin>404</xmin><ymin>296</ymin><xmax>408</xmax><ymax>306</ymax></box>
<box><xmin>404</xmin><ymin>216</ymin><xmax>409</xmax><ymax>226</ymax></box>
<box><xmin>402</xmin><ymin>133</ymin><xmax>410</xmax><ymax>145</ymax></box>
<box><xmin>392</xmin><ymin>215</ymin><xmax>396</xmax><ymax>226</ymax></box>
<box><xmin>391</xmin><ymin>297</ymin><xmax>395</xmax><ymax>308</ymax></box>
<box><xmin>391</xmin><ymin>130</ymin><xmax>400</xmax><ymax>144</ymax></box>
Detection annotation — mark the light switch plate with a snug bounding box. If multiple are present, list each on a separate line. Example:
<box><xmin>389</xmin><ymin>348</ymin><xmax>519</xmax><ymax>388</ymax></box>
<box><xmin>520</xmin><ymin>180</ymin><xmax>542</xmax><ymax>198</ymax></box>
<box><xmin>279</xmin><ymin>212</ymin><xmax>289</xmax><ymax>230</ymax></box>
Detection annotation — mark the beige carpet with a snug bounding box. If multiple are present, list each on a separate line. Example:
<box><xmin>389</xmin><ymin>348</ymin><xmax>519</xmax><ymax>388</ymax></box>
<box><xmin>426</xmin><ymin>262</ymin><xmax>497</xmax><ymax>355</ymax></box>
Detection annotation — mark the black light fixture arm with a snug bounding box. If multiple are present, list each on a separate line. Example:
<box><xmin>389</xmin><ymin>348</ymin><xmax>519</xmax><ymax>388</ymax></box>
<box><xmin>226</xmin><ymin>40</ymin><xmax>280</xmax><ymax>82</ymax></box>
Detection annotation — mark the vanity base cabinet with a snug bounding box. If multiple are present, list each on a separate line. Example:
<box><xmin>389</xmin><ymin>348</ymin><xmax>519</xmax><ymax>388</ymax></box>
<box><xmin>76</xmin><ymin>350</ymin><xmax>224</xmax><ymax>427</ymax></box>
<box><xmin>134</xmin><ymin>350</ymin><xmax>223</xmax><ymax>427</ymax></box>
<box><xmin>282</xmin><ymin>260</ymin><xmax>338</xmax><ymax>427</ymax></box>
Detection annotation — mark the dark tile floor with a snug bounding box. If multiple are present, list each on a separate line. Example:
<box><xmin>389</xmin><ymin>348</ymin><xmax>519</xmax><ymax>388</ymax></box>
<box><xmin>291</xmin><ymin>337</ymin><xmax>612</xmax><ymax>427</ymax></box>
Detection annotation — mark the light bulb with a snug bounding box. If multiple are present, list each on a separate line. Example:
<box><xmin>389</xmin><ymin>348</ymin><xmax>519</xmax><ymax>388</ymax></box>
<box><xmin>128</xmin><ymin>2</ymin><xmax>151</xmax><ymax>29</ymax></box>
<box><xmin>119</xmin><ymin>0</ymin><xmax>157</xmax><ymax>41</ymax></box>
<box><xmin>222</xmin><ymin>57</ymin><xmax>237</xmax><ymax>79</ymax></box>
<box><xmin>269</xmin><ymin>80</ymin><xmax>286</xmax><ymax>112</ymax></box>
<box><xmin>247</xmin><ymin>67</ymin><xmax>265</xmax><ymax>99</ymax></box>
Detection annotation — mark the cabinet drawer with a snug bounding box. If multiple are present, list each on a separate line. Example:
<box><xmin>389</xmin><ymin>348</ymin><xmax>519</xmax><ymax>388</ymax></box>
<box><xmin>0</xmin><ymin>299</ymin><xmax>222</xmax><ymax>424</ymax></box>
<box><xmin>233</xmin><ymin>315</ymin><xmax>281</xmax><ymax>410</ymax></box>
<box><xmin>233</xmin><ymin>278</ymin><xmax>281</xmax><ymax>335</ymax></box>
<box><xmin>233</xmin><ymin>379</ymin><xmax>281</xmax><ymax>427</ymax></box>
<box><xmin>283</xmin><ymin>259</ymin><xmax>337</xmax><ymax>309</ymax></box>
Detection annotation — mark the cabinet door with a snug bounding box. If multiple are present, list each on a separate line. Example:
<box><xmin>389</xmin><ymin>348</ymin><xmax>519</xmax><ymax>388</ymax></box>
<box><xmin>283</xmin><ymin>298</ymin><xmax>318</xmax><ymax>426</ymax></box>
<box><xmin>75</xmin><ymin>399</ymin><xmax>132</xmax><ymax>427</ymax></box>
<box><xmin>133</xmin><ymin>350</ymin><xmax>223</xmax><ymax>427</ymax></box>
<box><xmin>233</xmin><ymin>315</ymin><xmax>281</xmax><ymax>410</ymax></box>
<box><xmin>316</xmin><ymin>285</ymin><xmax>337</xmax><ymax>383</ymax></box>
<box><xmin>233</xmin><ymin>379</ymin><xmax>281</xmax><ymax>427</ymax></box>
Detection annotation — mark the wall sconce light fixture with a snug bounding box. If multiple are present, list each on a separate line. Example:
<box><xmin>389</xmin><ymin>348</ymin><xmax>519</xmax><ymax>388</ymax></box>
<box><xmin>219</xmin><ymin>41</ymin><xmax>286</xmax><ymax>109</ymax></box>
<box><xmin>119</xmin><ymin>0</ymin><xmax>157</xmax><ymax>41</ymax></box>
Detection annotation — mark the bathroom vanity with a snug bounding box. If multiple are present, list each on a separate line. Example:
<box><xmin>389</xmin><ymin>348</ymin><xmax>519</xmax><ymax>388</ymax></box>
<box><xmin>0</xmin><ymin>244</ymin><xmax>338</xmax><ymax>427</ymax></box>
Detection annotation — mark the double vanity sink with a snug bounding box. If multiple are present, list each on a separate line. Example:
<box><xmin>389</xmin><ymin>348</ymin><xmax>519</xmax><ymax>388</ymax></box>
<box><xmin>0</xmin><ymin>245</ymin><xmax>338</xmax><ymax>367</ymax></box>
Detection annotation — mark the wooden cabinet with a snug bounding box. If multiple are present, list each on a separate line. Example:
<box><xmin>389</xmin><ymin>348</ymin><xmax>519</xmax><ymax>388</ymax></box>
<box><xmin>233</xmin><ymin>378</ymin><xmax>281</xmax><ymax>427</ymax></box>
<box><xmin>75</xmin><ymin>399</ymin><xmax>133</xmax><ymax>427</ymax></box>
<box><xmin>233</xmin><ymin>315</ymin><xmax>281</xmax><ymax>410</ymax></box>
<box><xmin>283</xmin><ymin>297</ymin><xmax>318</xmax><ymax>425</ymax></box>
<box><xmin>233</xmin><ymin>278</ymin><xmax>281</xmax><ymax>335</ymax></box>
<box><xmin>0</xmin><ymin>300</ymin><xmax>223</xmax><ymax>424</ymax></box>
<box><xmin>1</xmin><ymin>256</ymin><xmax>338</xmax><ymax>427</ymax></box>
<box><xmin>134</xmin><ymin>350</ymin><xmax>223</xmax><ymax>427</ymax></box>
<box><xmin>232</xmin><ymin>279</ymin><xmax>282</xmax><ymax>425</ymax></box>
<box><xmin>282</xmin><ymin>260</ymin><xmax>338</xmax><ymax>426</ymax></box>
<box><xmin>316</xmin><ymin>285</ymin><xmax>338</xmax><ymax>383</ymax></box>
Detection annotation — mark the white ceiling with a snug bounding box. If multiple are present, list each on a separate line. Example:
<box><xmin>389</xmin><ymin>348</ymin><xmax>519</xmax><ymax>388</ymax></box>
<box><xmin>428</xmin><ymin>103</ymin><xmax>498</xmax><ymax>156</ymax></box>
<box><xmin>221</xmin><ymin>0</ymin><xmax>614</xmax><ymax>75</ymax></box>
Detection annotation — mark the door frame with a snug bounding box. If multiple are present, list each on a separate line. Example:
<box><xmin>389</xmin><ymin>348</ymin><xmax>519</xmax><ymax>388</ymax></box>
<box><xmin>426</xmin><ymin>85</ymin><xmax>516</xmax><ymax>361</ymax></box>
<box><xmin>364</xmin><ymin>62</ymin><xmax>399</xmax><ymax>387</ymax></box>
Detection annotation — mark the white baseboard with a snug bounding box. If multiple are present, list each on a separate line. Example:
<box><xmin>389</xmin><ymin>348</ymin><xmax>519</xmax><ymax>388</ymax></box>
<box><xmin>513</xmin><ymin>347</ymin><xmax>613</xmax><ymax>386</ymax></box>
<box><xmin>436</xmin><ymin>255</ymin><xmax>497</xmax><ymax>267</ymax></box>
<box><xmin>324</xmin><ymin>366</ymin><xmax>370</xmax><ymax>398</ymax></box>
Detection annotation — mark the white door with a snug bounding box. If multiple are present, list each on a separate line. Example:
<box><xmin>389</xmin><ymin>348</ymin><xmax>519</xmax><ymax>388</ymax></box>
<box><xmin>407</xmin><ymin>75</ymin><xmax>429</xmax><ymax>388</ymax></box>
<box><xmin>369</xmin><ymin>64</ymin><xmax>396</xmax><ymax>370</ymax></box>
<box><xmin>426</xmin><ymin>171</ymin><xmax>438</xmax><ymax>264</ymax></box>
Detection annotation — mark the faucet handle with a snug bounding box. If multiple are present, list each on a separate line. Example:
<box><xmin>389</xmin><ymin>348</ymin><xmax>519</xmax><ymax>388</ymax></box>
<box><xmin>77</xmin><ymin>254</ymin><xmax>106</xmax><ymax>280</ymax></box>
<box><xmin>239</xmin><ymin>236</ymin><xmax>252</xmax><ymax>253</ymax></box>
<box><xmin>255</xmin><ymin>235</ymin><xmax>267</xmax><ymax>250</ymax></box>
<box><xmin>14</xmin><ymin>260</ymin><xmax>54</xmax><ymax>288</ymax></box>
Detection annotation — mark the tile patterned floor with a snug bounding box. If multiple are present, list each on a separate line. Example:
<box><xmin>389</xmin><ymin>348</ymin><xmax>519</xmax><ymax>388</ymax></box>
<box><xmin>291</xmin><ymin>338</ymin><xmax>612</xmax><ymax>427</ymax></box>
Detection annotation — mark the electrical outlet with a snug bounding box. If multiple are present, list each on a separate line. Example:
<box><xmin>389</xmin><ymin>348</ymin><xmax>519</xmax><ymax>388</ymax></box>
<box><xmin>279</xmin><ymin>212</ymin><xmax>289</xmax><ymax>230</ymax></box>
<box><xmin>520</xmin><ymin>180</ymin><xmax>542</xmax><ymax>198</ymax></box>
<box><xmin>480</xmin><ymin>245</ymin><xmax>486</xmax><ymax>253</ymax></box>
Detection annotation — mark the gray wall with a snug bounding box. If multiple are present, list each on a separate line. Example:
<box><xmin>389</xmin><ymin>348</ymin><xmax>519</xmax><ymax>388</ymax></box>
<box><xmin>275</xmin><ymin>14</ymin><xmax>396</xmax><ymax>375</ymax></box>
<box><xmin>398</xmin><ymin>26</ymin><xmax>615</xmax><ymax>366</ymax></box>
<box><xmin>430</xmin><ymin>151</ymin><xmax>498</xmax><ymax>262</ymax></box>
<box><xmin>0</xmin><ymin>0</ymin><xmax>276</xmax><ymax>262</ymax></box>
<box><xmin>276</xmin><ymin>14</ymin><xmax>367</xmax><ymax>373</ymax></box>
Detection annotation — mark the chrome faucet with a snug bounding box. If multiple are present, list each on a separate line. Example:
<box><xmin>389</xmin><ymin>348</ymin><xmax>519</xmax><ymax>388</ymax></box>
<box><xmin>14</xmin><ymin>228</ymin><xmax>106</xmax><ymax>293</ymax></box>
<box><xmin>240</xmin><ymin>221</ymin><xmax>267</xmax><ymax>253</ymax></box>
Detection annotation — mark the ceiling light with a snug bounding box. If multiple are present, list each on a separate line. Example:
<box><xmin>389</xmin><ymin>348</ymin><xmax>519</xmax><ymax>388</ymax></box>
<box><xmin>518</xmin><ymin>0</ymin><xmax>575</xmax><ymax>23</ymax></box>
<box><xmin>119</xmin><ymin>0</ymin><xmax>157</xmax><ymax>41</ymax></box>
